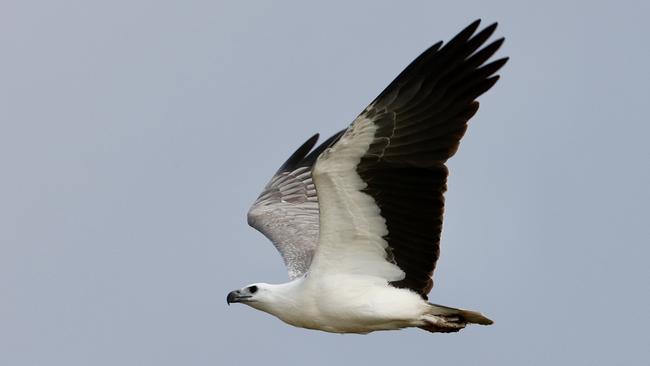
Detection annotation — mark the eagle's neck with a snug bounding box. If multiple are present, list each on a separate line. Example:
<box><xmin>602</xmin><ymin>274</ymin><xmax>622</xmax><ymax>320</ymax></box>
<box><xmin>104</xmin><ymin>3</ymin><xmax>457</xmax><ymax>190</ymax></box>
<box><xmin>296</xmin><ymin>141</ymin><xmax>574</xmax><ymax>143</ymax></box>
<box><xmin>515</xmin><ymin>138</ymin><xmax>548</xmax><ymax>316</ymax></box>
<box><xmin>246</xmin><ymin>278</ymin><xmax>316</xmax><ymax>327</ymax></box>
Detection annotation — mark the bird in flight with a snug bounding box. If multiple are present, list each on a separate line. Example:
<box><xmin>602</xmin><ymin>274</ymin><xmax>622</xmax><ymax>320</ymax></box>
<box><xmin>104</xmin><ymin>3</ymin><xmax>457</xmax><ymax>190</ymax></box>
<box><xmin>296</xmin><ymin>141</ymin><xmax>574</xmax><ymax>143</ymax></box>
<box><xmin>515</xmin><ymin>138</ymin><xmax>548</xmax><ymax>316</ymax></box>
<box><xmin>227</xmin><ymin>20</ymin><xmax>507</xmax><ymax>334</ymax></box>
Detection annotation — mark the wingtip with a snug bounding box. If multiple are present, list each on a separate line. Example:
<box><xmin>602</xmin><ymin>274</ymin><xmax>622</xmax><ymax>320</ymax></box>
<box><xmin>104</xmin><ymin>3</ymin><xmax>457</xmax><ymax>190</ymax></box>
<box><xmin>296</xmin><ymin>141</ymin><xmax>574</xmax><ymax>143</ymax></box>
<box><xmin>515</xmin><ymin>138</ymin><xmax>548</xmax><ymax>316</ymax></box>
<box><xmin>275</xmin><ymin>133</ymin><xmax>321</xmax><ymax>174</ymax></box>
<box><xmin>466</xmin><ymin>19</ymin><xmax>482</xmax><ymax>34</ymax></box>
<box><xmin>302</xmin><ymin>133</ymin><xmax>321</xmax><ymax>151</ymax></box>
<box><xmin>307</xmin><ymin>133</ymin><xmax>320</xmax><ymax>145</ymax></box>
<box><xmin>482</xmin><ymin>22</ymin><xmax>498</xmax><ymax>36</ymax></box>
<box><xmin>486</xmin><ymin>38</ymin><xmax>506</xmax><ymax>57</ymax></box>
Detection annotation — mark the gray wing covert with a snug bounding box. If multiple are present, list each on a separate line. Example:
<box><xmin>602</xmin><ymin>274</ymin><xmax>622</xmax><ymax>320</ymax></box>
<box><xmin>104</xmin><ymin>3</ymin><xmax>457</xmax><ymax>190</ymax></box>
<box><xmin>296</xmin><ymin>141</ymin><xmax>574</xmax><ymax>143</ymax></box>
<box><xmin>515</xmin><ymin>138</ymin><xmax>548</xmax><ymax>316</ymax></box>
<box><xmin>247</xmin><ymin>132</ymin><xmax>343</xmax><ymax>279</ymax></box>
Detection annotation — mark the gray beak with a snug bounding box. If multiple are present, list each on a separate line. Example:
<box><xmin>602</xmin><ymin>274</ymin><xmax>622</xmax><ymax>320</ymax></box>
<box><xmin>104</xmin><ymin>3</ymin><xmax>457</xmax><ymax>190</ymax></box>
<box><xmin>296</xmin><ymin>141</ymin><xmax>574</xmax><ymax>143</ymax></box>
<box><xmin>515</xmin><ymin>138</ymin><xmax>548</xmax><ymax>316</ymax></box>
<box><xmin>226</xmin><ymin>290</ymin><xmax>239</xmax><ymax>305</ymax></box>
<box><xmin>226</xmin><ymin>290</ymin><xmax>251</xmax><ymax>305</ymax></box>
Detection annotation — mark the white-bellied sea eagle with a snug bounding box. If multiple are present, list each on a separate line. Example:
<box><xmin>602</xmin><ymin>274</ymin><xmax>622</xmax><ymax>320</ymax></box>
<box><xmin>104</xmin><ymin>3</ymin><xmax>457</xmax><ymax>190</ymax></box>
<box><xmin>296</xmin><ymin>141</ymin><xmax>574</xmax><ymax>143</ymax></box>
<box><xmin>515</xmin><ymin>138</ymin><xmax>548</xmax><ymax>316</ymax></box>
<box><xmin>227</xmin><ymin>19</ymin><xmax>507</xmax><ymax>334</ymax></box>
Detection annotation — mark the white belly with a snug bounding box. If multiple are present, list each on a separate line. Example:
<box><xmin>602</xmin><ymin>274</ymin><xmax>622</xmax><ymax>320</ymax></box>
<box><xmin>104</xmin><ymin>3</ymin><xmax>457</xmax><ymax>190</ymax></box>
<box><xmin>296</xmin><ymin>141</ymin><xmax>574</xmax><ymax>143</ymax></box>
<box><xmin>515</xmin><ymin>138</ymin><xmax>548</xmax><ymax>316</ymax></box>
<box><xmin>271</xmin><ymin>274</ymin><xmax>430</xmax><ymax>333</ymax></box>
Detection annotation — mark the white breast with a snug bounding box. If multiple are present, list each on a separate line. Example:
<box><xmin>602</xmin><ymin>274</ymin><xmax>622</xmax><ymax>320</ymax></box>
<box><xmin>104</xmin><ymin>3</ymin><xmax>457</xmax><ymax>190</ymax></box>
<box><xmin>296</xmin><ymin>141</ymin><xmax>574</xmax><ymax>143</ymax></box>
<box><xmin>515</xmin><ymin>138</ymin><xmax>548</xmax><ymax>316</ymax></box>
<box><xmin>265</xmin><ymin>274</ymin><xmax>429</xmax><ymax>333</ymax></box>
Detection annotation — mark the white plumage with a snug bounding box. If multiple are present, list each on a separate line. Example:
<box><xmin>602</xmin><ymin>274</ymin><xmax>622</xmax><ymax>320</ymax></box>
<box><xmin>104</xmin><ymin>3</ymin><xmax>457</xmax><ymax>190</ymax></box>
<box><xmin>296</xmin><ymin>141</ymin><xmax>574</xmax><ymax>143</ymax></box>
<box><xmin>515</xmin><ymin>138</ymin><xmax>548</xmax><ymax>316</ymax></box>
<box><xmin>228</xmin><ymin>20</ymin><xmax>507</xmax><ymax>334</ymax></box>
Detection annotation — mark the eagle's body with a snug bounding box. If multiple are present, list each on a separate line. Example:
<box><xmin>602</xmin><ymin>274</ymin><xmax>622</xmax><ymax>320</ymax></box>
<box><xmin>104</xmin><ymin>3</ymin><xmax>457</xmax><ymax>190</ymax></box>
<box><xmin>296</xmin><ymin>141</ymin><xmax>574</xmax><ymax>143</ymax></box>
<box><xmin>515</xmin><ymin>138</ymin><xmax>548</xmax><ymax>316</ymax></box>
<box><xmin>227</xmin><ymin>20</ymin><xmax>507</xmax><ymax>334</ymax></box>
<box><xmin>244</xmin><ymin>276</ymin><xmax>429</xmax><ymax>334</ymax></box>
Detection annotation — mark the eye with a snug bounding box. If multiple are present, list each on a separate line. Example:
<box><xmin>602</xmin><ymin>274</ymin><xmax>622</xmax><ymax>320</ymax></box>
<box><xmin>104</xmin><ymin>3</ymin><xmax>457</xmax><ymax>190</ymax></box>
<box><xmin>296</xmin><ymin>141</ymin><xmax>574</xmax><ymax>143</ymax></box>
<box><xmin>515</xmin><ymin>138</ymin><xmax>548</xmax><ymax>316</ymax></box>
<box><xmin>248</xmin><ymin>285</ymin><xmax>258</xmax><ymax>294</ymax></box>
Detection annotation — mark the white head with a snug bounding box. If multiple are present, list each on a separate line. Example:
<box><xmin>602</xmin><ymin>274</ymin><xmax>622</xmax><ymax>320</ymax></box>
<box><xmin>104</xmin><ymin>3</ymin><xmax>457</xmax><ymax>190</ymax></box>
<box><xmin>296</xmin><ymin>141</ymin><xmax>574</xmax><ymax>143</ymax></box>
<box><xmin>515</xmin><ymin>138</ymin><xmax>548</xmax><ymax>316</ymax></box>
<box><xmin>226</xmin><ymin>283</ymin><xmax>288</xmax><ymax>313</ymax></box>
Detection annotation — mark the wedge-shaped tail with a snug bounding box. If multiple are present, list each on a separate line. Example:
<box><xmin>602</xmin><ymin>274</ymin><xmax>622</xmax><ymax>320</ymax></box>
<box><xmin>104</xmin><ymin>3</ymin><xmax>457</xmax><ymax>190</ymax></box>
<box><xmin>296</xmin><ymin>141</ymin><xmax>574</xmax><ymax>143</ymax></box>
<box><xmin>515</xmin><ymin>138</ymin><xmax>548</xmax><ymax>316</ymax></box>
<box><xmin>419</xmin><ymin>303</ymin><xmax>493</xmax><ymax>333</ymax></box>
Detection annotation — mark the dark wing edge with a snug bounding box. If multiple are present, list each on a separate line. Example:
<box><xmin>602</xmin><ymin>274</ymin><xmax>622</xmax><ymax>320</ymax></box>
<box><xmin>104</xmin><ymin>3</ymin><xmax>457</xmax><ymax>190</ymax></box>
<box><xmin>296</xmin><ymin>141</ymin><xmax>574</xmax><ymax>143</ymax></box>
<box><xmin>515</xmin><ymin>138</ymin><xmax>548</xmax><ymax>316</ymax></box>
<box><xmin>276</xmin><ymin>131</ymin><xmax>346</xmax><ymax>175</ymax></box>
<box><xmin>356</xmin><ymin>19</ymin><xmax>508</xmax><ymax>298</ymax></box>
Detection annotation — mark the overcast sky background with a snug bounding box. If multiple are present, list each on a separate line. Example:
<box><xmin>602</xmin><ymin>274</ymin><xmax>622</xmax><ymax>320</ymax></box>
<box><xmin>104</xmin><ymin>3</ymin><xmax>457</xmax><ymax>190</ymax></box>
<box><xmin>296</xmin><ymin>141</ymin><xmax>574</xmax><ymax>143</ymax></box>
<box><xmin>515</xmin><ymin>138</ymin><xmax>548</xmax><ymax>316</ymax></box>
<box><xmin>2</xmin><ymin>1</ymin><xmax>649</xmax><ymax>365</ymax></box>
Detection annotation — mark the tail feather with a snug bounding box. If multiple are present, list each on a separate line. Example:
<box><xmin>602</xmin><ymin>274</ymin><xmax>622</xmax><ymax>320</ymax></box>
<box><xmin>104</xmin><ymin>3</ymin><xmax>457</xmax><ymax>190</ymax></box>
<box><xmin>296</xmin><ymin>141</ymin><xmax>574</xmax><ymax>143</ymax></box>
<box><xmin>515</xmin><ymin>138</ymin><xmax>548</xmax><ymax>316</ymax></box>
<box><xmin>419</xmin><ymin>303</ymin><xmax>493</xmax><ymax>333</ymax></box>
<box><xmin>428</xmin><ymin>303</ymin><xmax>493</xmax><ymax>325</ymax></box>
<box><xmin>459</xmin><ymin>309</ymin><xmax>493</xmax><ymax>325</ymax></box>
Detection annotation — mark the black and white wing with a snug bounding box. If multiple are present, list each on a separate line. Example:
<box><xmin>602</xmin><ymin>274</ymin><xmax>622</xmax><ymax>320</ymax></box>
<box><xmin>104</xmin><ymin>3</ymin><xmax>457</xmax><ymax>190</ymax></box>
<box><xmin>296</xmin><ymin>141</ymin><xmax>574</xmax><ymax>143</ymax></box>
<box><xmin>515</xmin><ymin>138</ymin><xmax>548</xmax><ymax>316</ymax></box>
<box><xmin>247</xmin><ymin>132</ymin><xmax>343</xmax><ymax>279</ymax></box>
<box><xmin>309</xmin><ymin>20</ymin><xmax>508</xmax><ymax>299</ymax></box>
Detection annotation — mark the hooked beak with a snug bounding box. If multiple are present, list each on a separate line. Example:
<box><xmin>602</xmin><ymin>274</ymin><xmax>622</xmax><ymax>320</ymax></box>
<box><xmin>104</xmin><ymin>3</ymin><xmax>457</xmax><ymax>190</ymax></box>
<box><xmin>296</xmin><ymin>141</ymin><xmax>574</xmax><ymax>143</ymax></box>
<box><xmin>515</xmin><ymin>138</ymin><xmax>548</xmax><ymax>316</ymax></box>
<box><xmin>226</xmin><ymin>290</ymin><xmax>251</xmax><ymax>305</ymax></box>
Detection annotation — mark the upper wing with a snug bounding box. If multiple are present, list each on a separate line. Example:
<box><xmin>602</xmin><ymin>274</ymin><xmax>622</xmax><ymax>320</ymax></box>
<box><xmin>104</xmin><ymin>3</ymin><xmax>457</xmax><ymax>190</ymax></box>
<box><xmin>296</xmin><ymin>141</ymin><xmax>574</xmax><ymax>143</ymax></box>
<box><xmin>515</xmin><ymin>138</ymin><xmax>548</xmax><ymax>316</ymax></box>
<box><xmin>247</xmin><ymin>132</ymin><xmax>343</xmax><ymax>279</ymax></box>
<box><xmin>309</xmin><ymin>20</ymin><xmax>507</xmax><ymax>298</ymax></box>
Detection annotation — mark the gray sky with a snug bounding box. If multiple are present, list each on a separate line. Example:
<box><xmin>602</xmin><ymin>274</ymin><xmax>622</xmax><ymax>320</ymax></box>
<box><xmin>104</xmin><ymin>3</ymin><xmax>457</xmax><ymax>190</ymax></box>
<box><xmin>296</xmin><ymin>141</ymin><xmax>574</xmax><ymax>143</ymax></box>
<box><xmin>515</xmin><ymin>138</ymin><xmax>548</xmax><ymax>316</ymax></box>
<box><xmin>1</xmin><ymin>1</ymin><xmax>649</xmax><ymax>365</ymax></box>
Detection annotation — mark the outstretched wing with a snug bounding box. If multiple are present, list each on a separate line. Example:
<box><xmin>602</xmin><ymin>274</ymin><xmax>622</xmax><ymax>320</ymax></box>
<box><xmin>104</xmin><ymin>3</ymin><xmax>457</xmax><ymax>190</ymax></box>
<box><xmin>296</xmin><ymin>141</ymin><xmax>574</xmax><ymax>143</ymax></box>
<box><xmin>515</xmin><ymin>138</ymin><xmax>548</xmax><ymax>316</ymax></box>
<box><xmin>309</xmin><ymin>20</ymin><xmax>507</xmax><ymax>299</ymax></box>
<box><xmin>247</xmin><ymin>132</ymin><xmax>343</xmax><ymax>279</ymax></box>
